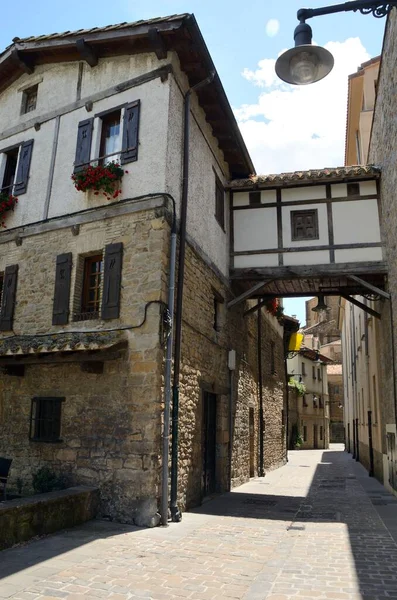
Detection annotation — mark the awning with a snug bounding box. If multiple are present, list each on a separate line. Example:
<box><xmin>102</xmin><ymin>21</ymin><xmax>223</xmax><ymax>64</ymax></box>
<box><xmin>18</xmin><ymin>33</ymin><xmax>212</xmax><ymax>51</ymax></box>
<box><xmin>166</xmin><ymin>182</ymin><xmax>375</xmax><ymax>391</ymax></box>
<box><xmin>0</xmin><ymin>331</ymin><xmax>126</xmax><ymax>357</ymax></box>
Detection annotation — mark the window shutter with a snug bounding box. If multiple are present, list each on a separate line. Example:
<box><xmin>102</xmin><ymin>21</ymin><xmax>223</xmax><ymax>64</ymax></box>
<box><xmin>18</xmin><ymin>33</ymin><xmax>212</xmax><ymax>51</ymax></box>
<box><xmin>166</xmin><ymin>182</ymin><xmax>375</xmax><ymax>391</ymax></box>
<box><xmin>121</xmin><ymin>101</ymin><xmax>140</xmax><ymax>165</ymax></box>
<box><xmin>0</xmin><ymin>264</ymin><xmax>18</xmax><ymax>331</ymax></box>
<box><xmin>74</xmin><ymin>118</ymin><xmax>94</xmax><ymax>173</ymax></box>
<box><xmin>101</xmin><ymin>243</ymin><xmax>123</xmax><ymax>320</ymax></box>
<box><xmin>14</xmin><ymin>140</ymin><xmax>34</xmax><ymax>196</ymax></box>
<box><xmin>52</xmin><ymin>253</ymin><xmax>72</xmax><ymax>325</ymax></box>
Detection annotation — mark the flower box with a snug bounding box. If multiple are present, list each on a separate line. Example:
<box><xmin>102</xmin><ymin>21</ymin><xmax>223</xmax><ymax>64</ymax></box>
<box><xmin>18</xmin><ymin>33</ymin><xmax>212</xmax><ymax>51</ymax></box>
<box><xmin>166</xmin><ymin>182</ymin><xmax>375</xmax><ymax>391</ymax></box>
<box><xmin>71</xmin><ymin>162</ymin><xmax>125</xmax><ymax>201</ymax></box>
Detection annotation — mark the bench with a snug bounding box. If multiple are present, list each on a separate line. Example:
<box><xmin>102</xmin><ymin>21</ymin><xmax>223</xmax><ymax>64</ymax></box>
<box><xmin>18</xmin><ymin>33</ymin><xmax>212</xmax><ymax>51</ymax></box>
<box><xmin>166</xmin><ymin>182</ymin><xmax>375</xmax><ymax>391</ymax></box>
<box><xmin>0</xmin><ymin>458</ymin><xmax>12</xmax><ymax>501</ymax></box>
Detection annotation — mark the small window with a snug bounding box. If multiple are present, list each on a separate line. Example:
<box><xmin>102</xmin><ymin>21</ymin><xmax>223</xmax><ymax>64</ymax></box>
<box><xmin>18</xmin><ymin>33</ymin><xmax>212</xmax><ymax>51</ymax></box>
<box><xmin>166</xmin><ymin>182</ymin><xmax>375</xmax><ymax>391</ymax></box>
<box><xmin>99</xmin><ymin>110</ymin><xmax>121</xmax><ymax>164</ymax></box>
<box><xmin>30</xmin><ymin>397</ymin><xmax>64</xmax><ymax>442</ymax></box>
<box><xmin>249</xmin><ymin>191</ymin><xmax>261</xmax><ymax>206</ymax></box>
<box><xmin>303</xmin><ymin>395</ymin><xmax>308</xmax><ymax>407</ymax></box>
<box><xmin>215</xmin><ymin>174</ymin><xmax>225</xmax><ymax>230</ymax></box>
<box><xmin>1</xmin><ymin>147</ymin><xmax>19</xmax><ymax>194</ymax></box>
<box><xmin>320</xmin><ymin>425</ymin><xmax>323</xmax><ymax>441</ymax></box>
<box><xmin>303</xmin><ymin>425</ymin><xmax>307</xmax><ymax>442</ymax></box>
<box><xmin>312</xmin><ymin>365</ymin><xmax>316</xmax><ymax>380</ymax></box>
<box><xmin>301</xmin><ymin>362</ymin><xmax>306</xmax><ymax>376</ymax></box>
<box><xmin>291</xmin><ymin>209</ymin><xmax>319</xmax><ymax>241</ymax></box>
<box><xmin>22</xmin><ymin>84</ymin><xmax>38</xmax><ymax>114</ymax></box>
<box><xmin>313</xmin><ymin>395</ymin><xmax>317</xmax><ymax>408</ymax></box>
<box><xmin>347</xmin><ymin>183</ymin><xmax>360</xmax><ymax>197</ymax></box>
<box><xmin>81</xmin><ymin>254</ymin><xmax>103</xmax><ymax>316</ymax></box>
<box><xmin>213</xmin><ymin>290</ymin><xmax>224</xmax><ymax>332</ymax></box>
<box><xmin>319</xmin><ymin>396</ymin><xmax>324</xmax><ymax>409</ymax></box>
<box><xmin>318</xmin><ymin>368</ymin><xmax>322</xmax><ymax>381</ymax></box>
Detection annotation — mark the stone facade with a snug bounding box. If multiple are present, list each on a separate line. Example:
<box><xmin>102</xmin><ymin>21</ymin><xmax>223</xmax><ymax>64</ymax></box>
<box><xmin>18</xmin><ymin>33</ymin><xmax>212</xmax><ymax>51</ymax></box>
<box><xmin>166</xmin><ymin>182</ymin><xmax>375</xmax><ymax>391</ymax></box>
<box><xmin>327</xmin><ymin>364</ymin><xmax>344</xmax><ymax>443</ymax></box>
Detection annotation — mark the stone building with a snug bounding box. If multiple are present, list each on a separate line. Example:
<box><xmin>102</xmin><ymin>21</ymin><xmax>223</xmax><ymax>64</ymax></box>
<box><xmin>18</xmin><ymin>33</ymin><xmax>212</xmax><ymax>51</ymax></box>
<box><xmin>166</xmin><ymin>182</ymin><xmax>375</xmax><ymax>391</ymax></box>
<box><xmin>327</xmin><ymin>362</ymin><xmax>344</xmax><ymax>443</ymax></box>
<box><xmin>0</xmin><ymin>15</ymin><xmax>288</xmax><ymax>524</ymax></box>
<box><xmin>287</xmin><ymin>338</ymin><xmax>331</xmax><ymax>451</ymax></box>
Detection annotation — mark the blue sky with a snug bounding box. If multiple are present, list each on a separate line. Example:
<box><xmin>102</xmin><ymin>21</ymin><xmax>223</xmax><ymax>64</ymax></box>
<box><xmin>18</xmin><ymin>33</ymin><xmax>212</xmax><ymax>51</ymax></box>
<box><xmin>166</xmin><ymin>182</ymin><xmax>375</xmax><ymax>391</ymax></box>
<box><xmin>2</xmin><ymin>1</ymin><xmax>387</xmax><ymax>325</ymax></box>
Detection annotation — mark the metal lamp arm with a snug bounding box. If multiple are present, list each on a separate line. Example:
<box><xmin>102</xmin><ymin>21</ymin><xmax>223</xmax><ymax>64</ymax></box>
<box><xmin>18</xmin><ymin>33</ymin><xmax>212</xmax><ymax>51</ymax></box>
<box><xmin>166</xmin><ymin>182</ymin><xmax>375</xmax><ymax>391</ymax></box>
<box><xmin>297</xmin><ymin>0</ymin><xmax>397</xmax><ymax>22</ymax></box>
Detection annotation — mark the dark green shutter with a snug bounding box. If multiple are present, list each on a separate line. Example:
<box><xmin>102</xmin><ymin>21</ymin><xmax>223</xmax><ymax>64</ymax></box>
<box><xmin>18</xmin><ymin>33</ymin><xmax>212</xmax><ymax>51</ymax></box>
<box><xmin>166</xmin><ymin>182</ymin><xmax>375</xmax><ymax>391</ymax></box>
<box><xmin>0</xmin><ymin>264</ymin><xmax>18</xmax><ymax>331</ymax></box>
<box><xmin>14</xmin><ymin>140</ymin><xmax>34</xmax><ymax>196</ymax></box>
<box><xmin>121</xmin><ymin>101</ymin><xmax>140</xmax><ymax>164</ymax></box>
<box><xmin>74</xmin><ymin>118</ymin><xmax>94</xmax><ymax>173</ymax></box>
<box><xmin>101</xmin><ymin>243</ymin><xmax>123</xmax><ymax>320</ymax></box>
<box><xmin>52</xmin><ymin>253</ymin><xmax>72</xmax><ymax>325</ymax></box>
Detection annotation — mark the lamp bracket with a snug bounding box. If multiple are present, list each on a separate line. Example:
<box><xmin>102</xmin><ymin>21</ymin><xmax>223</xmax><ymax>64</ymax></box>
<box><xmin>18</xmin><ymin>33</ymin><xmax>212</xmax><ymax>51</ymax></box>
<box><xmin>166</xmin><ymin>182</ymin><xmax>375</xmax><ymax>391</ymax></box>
<box><xmin>297</xmin><ymin>1</ymin><xmax>397</xmax><ymax>23</ymax></box>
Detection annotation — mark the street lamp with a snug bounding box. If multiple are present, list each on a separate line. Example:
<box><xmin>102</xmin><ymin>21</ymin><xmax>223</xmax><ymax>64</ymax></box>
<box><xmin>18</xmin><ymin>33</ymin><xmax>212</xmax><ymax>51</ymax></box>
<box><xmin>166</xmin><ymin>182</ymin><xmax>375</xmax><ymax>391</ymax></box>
<box><xmin>275</xmin><ymin>1</ymin><xmax>397</xmax><ymax>85</ymax></box>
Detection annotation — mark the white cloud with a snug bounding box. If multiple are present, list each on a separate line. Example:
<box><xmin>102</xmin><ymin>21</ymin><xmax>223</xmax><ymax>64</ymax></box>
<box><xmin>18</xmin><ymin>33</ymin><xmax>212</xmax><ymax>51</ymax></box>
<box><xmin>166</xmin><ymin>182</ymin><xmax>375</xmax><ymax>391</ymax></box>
<box><xmin>236</xmin><ymin>37</ymin><xmax>370</xmax><ymax>174</ymax></box>
<box><xmin>265</xmin><ymin>19</ymin><xmax>280</xmax><ymax>38</ymax></box>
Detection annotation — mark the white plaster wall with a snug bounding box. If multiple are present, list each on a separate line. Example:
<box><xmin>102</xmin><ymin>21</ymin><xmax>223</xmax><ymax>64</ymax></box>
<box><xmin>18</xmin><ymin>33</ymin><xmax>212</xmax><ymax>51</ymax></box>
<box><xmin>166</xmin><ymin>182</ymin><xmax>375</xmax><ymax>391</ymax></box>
<box><xmin>283</xmin><ymin>250</ymin><xmax>329</xmax><ymax>266</ymax></box>
<box><xmin>48</xmin><ymin>77</ymin><xmax>170</xmax><ymax>218</ymax></box>
<box><xmin>282</xmin><ymin>204</ymin><xmax>328</xmax><ymax>248</ymax></box>
<box><xmin>233</xmin><ymin>190</ymin><xmax>276</xmax><ymax>206</ymax></box>
<box><xmin>165</xmin><ymin>56</ymin><xmax>231</xmax><ymax>276</ymax></box>
<box><xmin>233</xmin><ymin>208</ymin><xmax>278</xmax><ymax>252</ymax></box>
<box><xmin>233</xmin><ymin>254</ymin><xmax>279</xmax><ymax>268</ymax></box>
<box><xmin>332</xmin><ymin>199</ymin><xmax>381</xmax><ymax>244</ymax></box>
<box><xmin>331</xmin><ymin>181</ymin><xmax>377</xmax><ymax>197</ymax></box>
<box><xmin>282</xmin><ymin>186</ymin><xmax>326</xmax><ymax>201</ymax></box>
<box><xmin>335</xmin><ymin>248</ymin><xmax>383</xmax><ymax>263</ymax></box>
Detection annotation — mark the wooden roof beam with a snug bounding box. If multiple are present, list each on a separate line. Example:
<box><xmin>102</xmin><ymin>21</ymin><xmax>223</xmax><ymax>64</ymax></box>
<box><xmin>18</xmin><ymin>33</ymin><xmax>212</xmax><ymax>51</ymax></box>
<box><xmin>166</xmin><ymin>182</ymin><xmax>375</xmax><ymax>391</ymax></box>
<box><xmin>10</xmin><ymin>48</ymin><xmax>34</xmax><ymax>74</ymax></box>
<box><xmin>148</xmin><ymin>28</ymin><xmax>167</xmax><ymax>60</ymax></box>
<box><xmin>76</xmin><ymin>38</ymin><xmax>98</xmax><ymax>67</ymax></box>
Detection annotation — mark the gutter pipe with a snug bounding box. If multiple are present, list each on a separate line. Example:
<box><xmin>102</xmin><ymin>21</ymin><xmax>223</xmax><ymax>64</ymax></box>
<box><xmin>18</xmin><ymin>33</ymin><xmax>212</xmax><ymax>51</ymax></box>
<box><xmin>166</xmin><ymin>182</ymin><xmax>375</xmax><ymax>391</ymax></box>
<box><xmin>170</xmin><ymin>71</ymin><xmax>215</xmax><ymax>522</ymax></box>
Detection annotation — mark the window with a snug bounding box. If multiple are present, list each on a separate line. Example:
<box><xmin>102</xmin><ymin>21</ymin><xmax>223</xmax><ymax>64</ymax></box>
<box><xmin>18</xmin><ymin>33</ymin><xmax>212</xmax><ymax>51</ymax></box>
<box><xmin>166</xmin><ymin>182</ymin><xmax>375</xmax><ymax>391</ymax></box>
<box><xmin>318</xmin><ymin>368</ymin><xmax>322</xmax><ymax>381</ymax></box>
<box><xmin>99</xmin><ymin>110</ymin><xmax>121</xmax><ymax>164</ymax></box>
<box><xmin>213</xmin><ymin>290</ymin><xmax>224</xmax><ymax>332</ymax></box>
<box><xmin>319</xmin><ymin>396</ymin><xmax>324</xmax><ymax>409</ymax></box>
<box><xmin>313</xmin><ymin>395</ymin><xmax>317</xmax><ymax>408</ymax></box>
<box><xmin>347</xmin><ymin>182</ymin><xmax>360</xmax><ymax>197</ymax></box>
<box><xmin>320</xmin><ymin>426</ymin><xmax>323</xmax><ymax>441</ymax></box>
<box><xmin>30</xmin><ymin>397</ymin><xmax>64</xmax><ymax>442</ymax></box>
<box><xmin>291</xmin><ymin>209</ymin><xmax>319</xmax><ymax>241</ymax></box>
<box><xmin>303</xmin><ymin>395</ymin><xmax>308</xmax><ymax>407</ymax></box>
<box><xmin>81</xmin><ymin>254</ymin><xmax>103</xmax><ymax>316</ymax></box>
<box><xmin>249</xmin><ymin>191</ymin><xmax>261</xmax><ymax>206</ymax></box>
<box><xmin>301</xmin><ymin>362</ymin><xmax>306</xmax><ymax>376</ymax></box>
<box><xmin>312</xmin><ymin>365</ymin><xmax>316</xmax><ymax>380</ymax></box>
<box><xmin>21</xmin><ymin>84</ymin><xmax>38</xmax><ymax>114</ymax></box>
<box><xmin>215</xmin><ymin>174</ymin><xmax>225</xmax><ymax>230</ymax></box>
<box><xmin>270</xmin><ymin>341</ymin><xmax>276</xmax><ymax>375</ymax></box>
<box><xmin>1</xmin><ymin>147</ymin><xmax>19</xmax><ymax>194</ymax></box>
<box><xmin>303</xmin><ymin>425</ymin><xmax>307</xmax><ymax>442</ymax></box>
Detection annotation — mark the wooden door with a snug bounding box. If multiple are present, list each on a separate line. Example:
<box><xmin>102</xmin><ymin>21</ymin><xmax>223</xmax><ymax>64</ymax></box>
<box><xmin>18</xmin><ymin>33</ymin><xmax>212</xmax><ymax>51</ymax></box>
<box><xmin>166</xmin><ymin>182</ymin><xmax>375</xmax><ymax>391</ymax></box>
<box><xmin>203</xmin><ymin>392</ymin><xmax>217</xmax><ymax>496</ymax></box>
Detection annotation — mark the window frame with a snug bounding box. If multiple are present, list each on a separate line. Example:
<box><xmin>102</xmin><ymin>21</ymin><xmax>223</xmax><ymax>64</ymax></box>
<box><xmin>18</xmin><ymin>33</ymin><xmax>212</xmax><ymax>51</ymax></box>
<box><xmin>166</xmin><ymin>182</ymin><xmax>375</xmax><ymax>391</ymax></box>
<box><xmin>312</xmin><ymin>365</ymin><xmax>316</xmax><ymax>380</ymax></box>
<box><xmin>21</xmin><ymin>84</ymin><xmax>38</xmax><ymax>115</ymax></box>
<box><xmin>98</xmin><ymin>109</ymin><xmax>122</xmax><ymax>165</ymax></box>
<box><xmin>1</xmin><ymin>145</ymin><xmax>20</xmax><ymax>195</ymax></box>
<box><xmin>80</xmin><ymin>253</ymin><xmax>103</xmax><ymax>317</ymax></box>
<box><xmin>29</xmin><ymin>397</ymin><xmax>64</xmax><ymax>443</ymax></box>
<box><xmin>291</xmin><ymin>209</ymin><xmax>319</xmax><ymax>241</ymax></box>
<box><xmin>214</xmin><ymin>173</ymin><xmax>225</xmax><ymax>231</ymax></box>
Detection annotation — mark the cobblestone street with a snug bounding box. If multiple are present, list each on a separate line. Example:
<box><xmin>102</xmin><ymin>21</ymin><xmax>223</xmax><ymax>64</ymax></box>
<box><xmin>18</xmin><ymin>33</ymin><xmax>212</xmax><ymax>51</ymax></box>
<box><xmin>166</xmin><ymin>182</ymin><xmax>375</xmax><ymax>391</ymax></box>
<box><xmin>1</xmin><ymin>445</ymin><xmax>397</xmax><ymax>600</ymax></box>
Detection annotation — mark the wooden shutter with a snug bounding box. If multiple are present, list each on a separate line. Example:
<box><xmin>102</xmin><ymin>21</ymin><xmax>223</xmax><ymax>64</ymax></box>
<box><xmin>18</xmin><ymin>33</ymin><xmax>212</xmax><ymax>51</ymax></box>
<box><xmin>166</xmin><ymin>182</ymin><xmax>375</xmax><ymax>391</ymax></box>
<box><xmin>14</xmin><ymin>140</ymin><xmax>34</xmax><ymax>196</ymax></box>
<box><xmin>52</xmin><ymin>253</ymin><xmax>72</xmax><ymax>325</ymax></box>
<box><xmin>74</xmin><ymin>118</ymin><xmax>94</xmax><ymax>173</ymax></box>
<box><xmin>0</xmin><ymin>264</ymin><xmax>18</xmax><ymax>331</ymax></box>
<box><xmin>101</xmin><ymin>243</ymin><xmax>123</xmax><ymax>320</ymax></box>
<box><xmin>121</xmin><ymin>101</ymin><xmax>140</xmax><ymax>164</ymax></box>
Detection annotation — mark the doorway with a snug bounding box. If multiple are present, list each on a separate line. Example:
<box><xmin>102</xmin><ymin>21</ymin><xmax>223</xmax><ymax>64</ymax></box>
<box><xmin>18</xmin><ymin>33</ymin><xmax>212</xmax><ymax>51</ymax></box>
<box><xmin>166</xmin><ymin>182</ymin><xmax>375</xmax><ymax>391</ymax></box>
<box><xmin>249</xmin><ymin>407</ymin><xmax>255</xmax><ymax>477</ymax></box>
<box><xmin>313</xmin><ymin>424</ymin><xmax>318</xmax><ymax>449</ymax></box>
<box><xmin>203</xmin><ymin>392</ymin><xmax>217</xmax><ymax>497</ymax></box>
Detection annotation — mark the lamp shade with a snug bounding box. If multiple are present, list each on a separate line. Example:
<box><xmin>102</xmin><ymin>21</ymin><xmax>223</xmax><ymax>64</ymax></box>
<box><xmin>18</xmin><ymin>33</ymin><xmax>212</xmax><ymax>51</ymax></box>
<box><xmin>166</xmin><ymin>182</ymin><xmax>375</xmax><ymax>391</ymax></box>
<box><xmin>275</xmin><ymin>44</ymin><xmax>334</xmax><ymax>85</ymax></box>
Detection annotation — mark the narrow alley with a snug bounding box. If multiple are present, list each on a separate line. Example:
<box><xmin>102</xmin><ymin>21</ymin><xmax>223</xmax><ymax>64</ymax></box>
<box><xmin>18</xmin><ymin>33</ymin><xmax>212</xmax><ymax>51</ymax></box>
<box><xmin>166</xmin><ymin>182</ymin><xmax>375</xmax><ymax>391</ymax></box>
<box><xmin>1</xmin><ymin>446</ymin><xmax>397</xmax><ymax>600</ymax></box>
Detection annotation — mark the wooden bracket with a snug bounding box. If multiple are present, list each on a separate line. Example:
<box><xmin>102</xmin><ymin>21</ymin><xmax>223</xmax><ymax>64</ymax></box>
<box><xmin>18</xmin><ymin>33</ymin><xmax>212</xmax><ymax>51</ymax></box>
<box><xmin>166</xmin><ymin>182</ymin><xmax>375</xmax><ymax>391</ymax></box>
<box><xmin>11</xmin><ymin>48</ymin><xmax>34</xmax><ymax>74</ymax></box>
<box><xmin>227</xmin><ymin>280</ymin><xmax>274</xmax><ymax>309</ymax></box>
<box><xmin>348</xmin><ymin>274</ymin><xmax>390</xmax><ymax>299</ymax></box>
<box><xmin>76</xmin><ymin>38</ymin><xmax>98</xmax><ymax>67</ymax></box>
<box><xmin>148</xmin><ymin>28</ymin><xmax>167</xmax><ymax>60</ymax></box>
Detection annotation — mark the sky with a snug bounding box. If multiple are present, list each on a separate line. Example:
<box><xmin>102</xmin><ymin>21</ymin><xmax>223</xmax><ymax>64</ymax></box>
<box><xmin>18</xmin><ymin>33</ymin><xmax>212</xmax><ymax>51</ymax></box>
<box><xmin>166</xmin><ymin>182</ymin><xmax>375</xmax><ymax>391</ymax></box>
<box><xmin>1</xmin><ymin>1</ymin><xmax>387</xmax><ymax>325</ymax></box>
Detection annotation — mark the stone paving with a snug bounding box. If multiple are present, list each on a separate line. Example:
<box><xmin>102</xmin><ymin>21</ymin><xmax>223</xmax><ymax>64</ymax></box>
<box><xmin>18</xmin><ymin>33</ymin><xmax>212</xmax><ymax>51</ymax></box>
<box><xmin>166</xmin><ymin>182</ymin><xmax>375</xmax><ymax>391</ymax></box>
<box><xmin>1</xmin><ymin>445</ymin><xmax>397</xmax><ymax>600</ymax></box>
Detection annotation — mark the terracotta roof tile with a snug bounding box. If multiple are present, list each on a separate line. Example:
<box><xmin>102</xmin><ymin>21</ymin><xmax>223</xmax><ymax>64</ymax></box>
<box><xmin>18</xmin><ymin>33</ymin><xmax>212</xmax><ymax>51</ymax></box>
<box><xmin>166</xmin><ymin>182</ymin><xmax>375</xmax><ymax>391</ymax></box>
<box><xmin>229</xmin><ymin>165</ymin><xmax>380</xmax><ymax>188</ymax></box>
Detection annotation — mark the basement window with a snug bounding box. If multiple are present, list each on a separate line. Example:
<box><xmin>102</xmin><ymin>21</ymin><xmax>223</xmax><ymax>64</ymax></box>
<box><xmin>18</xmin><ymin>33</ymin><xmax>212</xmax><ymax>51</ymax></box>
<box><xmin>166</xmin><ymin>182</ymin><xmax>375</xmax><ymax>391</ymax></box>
<box><xmin>30</xmin><ymin>397</ymin><xmax>64</xmax><ymax>442</ymax></box>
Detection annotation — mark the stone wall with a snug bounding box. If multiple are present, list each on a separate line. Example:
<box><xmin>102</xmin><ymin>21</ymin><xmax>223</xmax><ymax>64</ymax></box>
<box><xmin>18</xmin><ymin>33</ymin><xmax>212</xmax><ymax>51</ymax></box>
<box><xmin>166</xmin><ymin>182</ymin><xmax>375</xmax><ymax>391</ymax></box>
<box><xmin>368</xmin><ymin>8</ymin><xmax>397</xmax><ymax>461</ymax></box>
<box><xmin>0</xmin><ymin>206</ymin><xmax>168</xmax><ymax>524</ymax></box>
<box><xmin>0</xmin><ymin>486</ymin><xmax>99</xmax><ymax>551</ymax></box>
<box><xmin>177</xmin><ymin>242</ymin><xmax>287</xmax><ymax>510</ymax></box>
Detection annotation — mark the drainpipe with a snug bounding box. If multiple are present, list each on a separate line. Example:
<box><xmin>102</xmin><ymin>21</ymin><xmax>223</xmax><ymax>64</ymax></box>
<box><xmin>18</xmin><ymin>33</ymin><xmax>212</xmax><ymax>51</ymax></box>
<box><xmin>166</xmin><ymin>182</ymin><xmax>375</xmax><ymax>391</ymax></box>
<box><xmin>170</xmin><ymin>71</ymin><xmax>215</xmax><ymax>522</ymax></box>
<box><xmin>258</xmin><ymin>304</ymin><xmax>265</xmax><ymax>477</ymax></box>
